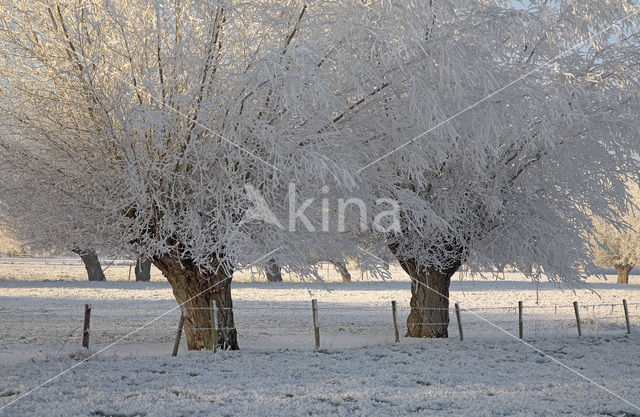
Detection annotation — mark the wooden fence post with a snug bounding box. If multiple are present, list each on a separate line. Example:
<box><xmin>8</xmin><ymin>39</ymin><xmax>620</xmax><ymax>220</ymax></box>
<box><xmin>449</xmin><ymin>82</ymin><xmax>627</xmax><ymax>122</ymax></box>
<box><xmin>82</xmin><ymin>304</ymin><xmax>91</xmax><ymax>349</ymax></box>
<box><xmin>573</xmin><ymin>301</ymin><xmax>582</xmax><ymax>337</ymax></box>
<box><xmin>311</xmin><ymin>299</ymin><xmax>320</xmax><ymax>350</ymax></box>
<box><xmin>128</xmin><ymin>264</ymin><xmax>132</xmax><ymax>281</ymax></box>
<box><xmin>455</xmin><ymin>303</ymin><xmax>463</xmax><ymax>341</ymax></box>
<box><xmin>623</xmin><ymin>299</ymin><xmax>631</xmax><ymax>334</ymax></box>
<box><xmin>172</xmin><ymin>312</ymin><xmax>185</xmax><ymax>357</ymax></box>
<box><xmin>391</xmin><ymin>301</ymin><xmax>399</xmax><ymax>343</ymax></box>
<box><xmin>210</xmin><ymin>300</ymin><xmax>219</xmax><ymax>352</ymax></box>
<box><xmin>518</xmin><ymin>300</ymin><xmax>523</xmax><ymax>339</ymax></box>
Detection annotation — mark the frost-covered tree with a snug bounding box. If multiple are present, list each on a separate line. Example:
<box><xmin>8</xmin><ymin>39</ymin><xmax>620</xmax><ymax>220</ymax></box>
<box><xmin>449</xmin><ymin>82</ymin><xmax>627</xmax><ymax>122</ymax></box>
<box><xmin>135</xmin><ymin>258</ymin><xmax>152</xmax><ymax>282</ymax></box>
<box><xmin>333</xmin><ymin>262</ymin><xmax>352</xmax><ymax>282</ymax></box>
<box><xmin>1</xmin><ymin>0</ymin><xmax>639</xmax><ymax>347</ymax></box>
<box><xmin>73</xmin><ymin>248</ymin><xmax>107</xmax><ymax>282</ymax></box>
<box><xmin>264</xmin><ymin>259</ymin><xmax>283</xmax><ymax>283</ymax></box>
<box><xmin>338</xmin><ymin>1</ymin><xmax>640</xmax><ymax>337</ymax></box>
<box><xmin>0</xmin><ymin>229</ymin><xmax>24</xmax><ymax>256</ymax></box>
<box><xmin>593</xmin><ymin>185</ymin><xmax>640</xmax><ymax>284</ymax></box>
<box><xmin>0</xmin><ymin>0</ymin><xmax>393</xmax><ymax>350</ymax></box>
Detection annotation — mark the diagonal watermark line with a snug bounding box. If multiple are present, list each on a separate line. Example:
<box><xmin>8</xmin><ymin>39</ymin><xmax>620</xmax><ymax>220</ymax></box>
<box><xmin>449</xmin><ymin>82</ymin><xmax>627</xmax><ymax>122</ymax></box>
<box><xmin>0</xmin><ymin>7</ymin><xmax>281</xmax><ymax>173</ymax></box>
<box><xmin>0</xmin><ymin>247</ymin><xmax>282</xmax><ymax>414</ymax></box>
<box><xmin>358</xmin><ymin>9</ymin><xmax>640</xmax><ymax>172</ymax></box>
<box><xmin>357</xmin><ymin>246</ymin><xmax>640</xmax><ymax>412</ymax></box>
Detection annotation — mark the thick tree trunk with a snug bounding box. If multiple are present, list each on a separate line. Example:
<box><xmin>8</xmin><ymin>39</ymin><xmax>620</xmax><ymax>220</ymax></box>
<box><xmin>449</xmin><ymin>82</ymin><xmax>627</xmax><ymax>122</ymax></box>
<box><xmin>153</xmin><ymin>255</ymin><xmax>238</xmax><ymax>350</ymax></box>
<box><xmin>616</xmin><ymin>265</ymin><xmax>632</xmax><ymax>284</ymax></box>
<box><xmin>389</xmin><ymin>242</ymin><xmax>462</xmax><ymax>338</ymax></box>
<box><xmin>401</xmin><ymin>260</ymin><xmax>460</xmax><ymax>337</ymax></box>
<box><xmin>135</xmin><ymin>258</ymin><xmax>152</xmax><ymax>281</ymax></box>
<box><xmin>74</xmin><ymin>249</ymin><xmax>106</xmax><ymax>281</ymax></box>
<box><xmin>265</xmin><ymin>258</ymin><xmax>283</xmax><ymax>282</ymax></box>
<box><xmin>333</xmin><ymin>261</ymin><xmax>352</xmax><ymax>282</ymax></box>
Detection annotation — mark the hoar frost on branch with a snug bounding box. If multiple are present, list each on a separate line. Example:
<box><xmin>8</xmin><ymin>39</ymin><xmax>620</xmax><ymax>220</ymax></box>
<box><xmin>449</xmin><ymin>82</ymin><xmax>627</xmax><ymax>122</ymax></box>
<box><xmin>354</xmin><ymin>1</ymin><xmax>640</xmax><ymax>337</ymax></box>
<box><xmin>0</xmin><ymin>0</ymin><xmax>639</xmax><ymax>346</ymax></box>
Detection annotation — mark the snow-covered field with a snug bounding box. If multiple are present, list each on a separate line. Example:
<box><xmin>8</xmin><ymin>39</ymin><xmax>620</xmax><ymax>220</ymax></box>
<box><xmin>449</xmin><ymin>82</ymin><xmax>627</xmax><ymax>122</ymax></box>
<box><xmin>1</xmin><ymin>259</ymin><xmax>640</xmax><ymax>416</ymax></box>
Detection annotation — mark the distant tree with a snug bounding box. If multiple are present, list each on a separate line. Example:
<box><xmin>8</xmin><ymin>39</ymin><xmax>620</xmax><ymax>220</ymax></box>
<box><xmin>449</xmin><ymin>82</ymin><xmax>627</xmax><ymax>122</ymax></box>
<box><xmin>332</xmin><ymin>261</ymin><xmax>351</xmax><ymax>282</ymax></box>
<box><xmin>264</xmin><ymin>259</ymin><xmax>283</xmax><ymax>283</ymax></box>
<box><xmin>0</xmin><ymin>230</ymin><xmax>24</xmax><ymax>257</ymax></box>
<box><xmin>135</xmin><ymin>258</ymin><xmax>152</xmax><ymax>282</ymax></box>
<box><xmin>263</xmin><ymin>259</ymin><xmax>351</xmax><ymax>282</ymax></box>
<box><xmin>72</xmin><ymin>248</ymin><xmax>107</xmax><ymax>282</ymax></box>
<box><xmin>593</xmin><ymin>185</ymin><xmax>640</xmax><ymax>284</ymax></box>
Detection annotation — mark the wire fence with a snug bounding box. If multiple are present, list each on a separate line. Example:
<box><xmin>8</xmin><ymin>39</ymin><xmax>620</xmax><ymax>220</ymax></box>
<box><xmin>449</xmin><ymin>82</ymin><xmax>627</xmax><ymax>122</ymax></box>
<box><xmin>1</xmin><ymin>300</ymin><xmax>638</xmax><ymax>355</ymax></box>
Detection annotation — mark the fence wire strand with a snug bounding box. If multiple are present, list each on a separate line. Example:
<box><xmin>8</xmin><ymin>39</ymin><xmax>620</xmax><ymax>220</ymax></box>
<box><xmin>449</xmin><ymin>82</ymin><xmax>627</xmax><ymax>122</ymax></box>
<box><xmin>2</xmin><ymin>300</ymin><xmax>636</xmax><ymax>352</ymax></box>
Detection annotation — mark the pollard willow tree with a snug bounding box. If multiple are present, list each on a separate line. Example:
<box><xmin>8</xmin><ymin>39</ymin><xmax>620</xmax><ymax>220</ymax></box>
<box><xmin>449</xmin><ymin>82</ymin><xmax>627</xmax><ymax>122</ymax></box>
<box><xmin>593</xmin><ymin>184</ymin><xmax>640</xmax><ymax>284</ymax></box>
<box><xmin>0</xmin><ymin>157</ymin><xmax>109</xmax><ymax>281</ymax></box>
<box><xmin>0</xmin><ymin>0</ymin><xmax>399</xmax><ymax>350</ymax></box>
<box><xmin>324</xmin><ymin>1</ymin><xmax>640</xmax><ymax>337</ymax></box>
<box><xmin>392</xmin><ymin>4</ymin><xmax>640</xmax><ymax>337</ymax></box>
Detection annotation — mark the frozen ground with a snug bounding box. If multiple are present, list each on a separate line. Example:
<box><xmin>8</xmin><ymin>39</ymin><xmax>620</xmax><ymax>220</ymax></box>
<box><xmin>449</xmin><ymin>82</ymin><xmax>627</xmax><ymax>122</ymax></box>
<box><xmin>2</xmin><ymin>335</ymin><xmax>640</xmax><ymax>417</ymax></box>
<box><xmin>1</xmin><ymin>259</ymin><xmax>640</xmax><ymax>416</ymax></box>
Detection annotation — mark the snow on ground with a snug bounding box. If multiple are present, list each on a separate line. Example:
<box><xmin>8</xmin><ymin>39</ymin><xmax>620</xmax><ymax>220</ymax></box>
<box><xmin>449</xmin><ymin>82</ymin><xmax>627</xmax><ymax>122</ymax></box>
<box><xmin>1</xmin><ymin>259</ymin><xmax>640</xmax><ymax>416</ymax></box>
<box><xmin>2</xmin><ymin>335</ymin><xmax>640</xmax><ymax>417</ymax></box>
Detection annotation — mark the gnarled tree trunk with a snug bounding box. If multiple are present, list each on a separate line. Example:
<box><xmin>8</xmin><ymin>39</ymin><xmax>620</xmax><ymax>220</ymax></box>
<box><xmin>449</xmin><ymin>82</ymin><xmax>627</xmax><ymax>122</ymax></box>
<box><xmin>616</xmin><ymin>264</ymin><xmax>632</xmax><ymax>284</ymax></box>
<box><xmin>265</xmin><ymin>258</ymin><xmax>283</xmax><ymax>282</ymax></box>
<box><xmin>135</xmin><ymin>258</ymin><xmax>152</xmax><ymax>282</ymax></box>
<box><xmin>153</xmin><ymin>255</ymin><xmax>238</xmax><ymax>350</ymax></box>
<box><xmin>389</xmin><ymin>242</ymin><xmax>462</xmax><ymax>338</ymax></box>
<box><xmin>332</xmin><ymin>261</ymin><xmax>351</xmax><ymax>282</ymax></box>
<box><xmin>73</xmin><ymin>248</ymin><xmax>106</xmax><ymax>281</ymax></box>
<box><xmin>399</xmin><ymin>259</ymin><xmax>460</xmax><ymax>337</ymax></box>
